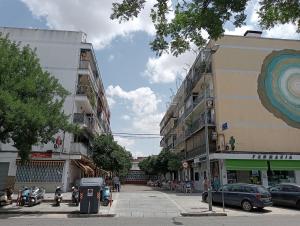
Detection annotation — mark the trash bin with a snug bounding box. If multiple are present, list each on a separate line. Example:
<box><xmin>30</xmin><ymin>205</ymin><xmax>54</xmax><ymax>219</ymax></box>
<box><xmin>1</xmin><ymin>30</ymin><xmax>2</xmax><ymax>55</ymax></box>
<box><xmin>79</xmin><ymin>177</ymin><xmax>104</xmax><ymax>214</ymax></box>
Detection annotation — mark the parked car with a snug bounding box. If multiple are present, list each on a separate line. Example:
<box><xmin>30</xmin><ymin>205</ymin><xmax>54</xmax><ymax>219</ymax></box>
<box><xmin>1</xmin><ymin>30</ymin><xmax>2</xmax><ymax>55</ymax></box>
<box><xmin>20</xmin><ymin>186</ymin><xmax>45</xmax><ymax>206</ymax></box>
<box><xmin>202</xmin><ymin>183</ymin><xmax>272</xmax><ymax>211</ymax></box>
<box><xmin>269</xmin><ymin>183</ymin><xmax>300</xmax><ymax>209</ymax></box>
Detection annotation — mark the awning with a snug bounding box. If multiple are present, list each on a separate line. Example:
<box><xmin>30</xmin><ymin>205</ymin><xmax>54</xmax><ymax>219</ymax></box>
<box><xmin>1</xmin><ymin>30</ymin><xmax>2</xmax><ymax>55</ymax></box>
<box><xmin>226</xmin><ymin>159</ymin><xmax>268</xmax><ymax>170</ymax></box>
<box><xmin>72</xmin><ymin>160</ymin><xmax>94</xmax><ymax>176</ymax></box>
<box><xmin>270</xmin><ymin>160</ymin><xmax>300</xmax><ymax>170</ymax></box>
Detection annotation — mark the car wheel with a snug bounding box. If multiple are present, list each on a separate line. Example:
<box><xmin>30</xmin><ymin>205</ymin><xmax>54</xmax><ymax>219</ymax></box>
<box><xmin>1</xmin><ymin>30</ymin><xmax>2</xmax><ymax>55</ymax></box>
<box><xmin>296</xmin><ymin>200</ymin><xmax>300</xmax><ymax>209</ymax></box>
<box><xmin>242</xmin><ymin>200</ymin><xmax>253</xmax><ymax>211</ymax></box>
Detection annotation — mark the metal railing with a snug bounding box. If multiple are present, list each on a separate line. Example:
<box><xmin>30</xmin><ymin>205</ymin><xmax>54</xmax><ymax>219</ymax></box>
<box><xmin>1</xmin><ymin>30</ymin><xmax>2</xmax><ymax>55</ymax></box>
<box><xmin>73</xmin><ymin>113</ymin><xmax>95</xmax><ymax>130</ymax></box>
<box><xmin>70</xmin><ymin>142</ymin><xmax>88</xmax><ymax>156</ymax></box>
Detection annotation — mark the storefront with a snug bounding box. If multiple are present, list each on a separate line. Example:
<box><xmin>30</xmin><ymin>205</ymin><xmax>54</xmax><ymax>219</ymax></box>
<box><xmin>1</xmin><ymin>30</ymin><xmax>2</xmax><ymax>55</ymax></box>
<box><xmin>210</xmin><ymin>153</ymin><xmax>300</xmax><ymax>187</ymax></box>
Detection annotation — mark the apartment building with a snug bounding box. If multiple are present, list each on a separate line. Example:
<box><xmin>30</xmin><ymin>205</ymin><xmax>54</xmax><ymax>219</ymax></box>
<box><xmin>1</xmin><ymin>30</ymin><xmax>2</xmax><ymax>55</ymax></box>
<box><xmin>0</xmin><ymin>27</ymin><xmax>111</xmax><ymax>192</ymax></box>
<box><xmin>160</xmin><ymin>31</ymin><xmax>300</xmax><ymax>191</ymax></box>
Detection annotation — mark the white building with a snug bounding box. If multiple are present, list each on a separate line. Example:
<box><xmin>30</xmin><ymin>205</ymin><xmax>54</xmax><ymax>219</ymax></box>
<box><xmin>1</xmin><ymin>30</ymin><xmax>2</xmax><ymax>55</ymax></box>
<box><xmin>0</xmin><ymin>27</ymin><xmax>111</xmax><ymax>192</ymax></box>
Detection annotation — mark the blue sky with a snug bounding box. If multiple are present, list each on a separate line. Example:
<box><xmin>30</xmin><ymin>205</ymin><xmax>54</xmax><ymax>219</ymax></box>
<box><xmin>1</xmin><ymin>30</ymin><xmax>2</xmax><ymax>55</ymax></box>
<box><xmin>0</xmin><ymin>0</ymin><xmax>299</xmax><ymax>157</ymax></box>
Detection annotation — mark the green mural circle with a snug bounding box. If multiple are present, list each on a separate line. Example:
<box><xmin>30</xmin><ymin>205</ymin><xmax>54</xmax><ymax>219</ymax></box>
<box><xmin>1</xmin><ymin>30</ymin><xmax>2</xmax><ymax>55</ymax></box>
<box><xmin>258</xmin><ymin>49</ymin><xmax>300</xmax><ymax>128</ymax></box>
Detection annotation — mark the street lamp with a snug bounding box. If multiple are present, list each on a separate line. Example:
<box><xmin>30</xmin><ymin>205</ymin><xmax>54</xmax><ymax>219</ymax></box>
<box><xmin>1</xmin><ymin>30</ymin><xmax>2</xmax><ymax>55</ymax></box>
<box><xmin>203</xmin><ymin>45</ymin><xmax>219</xmax><ymax>211</ymax></box>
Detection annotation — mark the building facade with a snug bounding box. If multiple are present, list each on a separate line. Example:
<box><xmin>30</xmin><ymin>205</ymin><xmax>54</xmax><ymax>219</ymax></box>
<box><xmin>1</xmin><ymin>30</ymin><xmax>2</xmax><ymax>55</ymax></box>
<box><xmin>0</xmin><ymin>27</ymin><xmax>111</xmax><ymax>192</ymax></box>
<box><xmin>160</xmin><ymin>31</ymin><xmax>300</xmax><ymax>191</ymax></box>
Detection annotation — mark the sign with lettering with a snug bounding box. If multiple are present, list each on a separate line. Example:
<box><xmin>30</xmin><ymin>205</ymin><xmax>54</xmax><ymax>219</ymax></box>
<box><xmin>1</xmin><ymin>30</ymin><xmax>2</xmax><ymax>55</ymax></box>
<box><xmin>251</xmin><ymin>154</ymin><xmax>293</xmax><ymax>160</ymax></box>
<box><xmin>31</xmin><ymin>152</ymin><xmax>52</xmax><ymax>158</ymax></box>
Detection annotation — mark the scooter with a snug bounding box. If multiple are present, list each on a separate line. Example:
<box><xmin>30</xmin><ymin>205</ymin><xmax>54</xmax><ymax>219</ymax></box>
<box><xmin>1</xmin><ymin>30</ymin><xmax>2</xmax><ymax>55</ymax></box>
<box><xmin>54</xmin><ymin>187</ymin><xmax>63</xmax><ymax>206</ymax></box>
<box><xmin>0</xmin><ymin>191</ymin><xmax>11</xmax><ymax>206</ymax></box>
<box><xmin>71</xmin><ymin>186</ymin><xmax>79</xmax><ymax>206</ymax></box>
<box><xmin>20</xmin><ymin>187</ymin><xmax>31</xmax><ymax>206</ymax></box>
<box><xmin>101</xmin><ymin>186</ymin><xmax>111</xmax><ymax>206</ymax></box>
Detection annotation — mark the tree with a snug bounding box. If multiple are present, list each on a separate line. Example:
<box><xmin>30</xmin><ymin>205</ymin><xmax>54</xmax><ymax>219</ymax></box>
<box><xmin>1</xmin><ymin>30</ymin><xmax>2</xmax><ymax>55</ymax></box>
<box><xmin>138</xmin><ymin>155</ymin><xmax>158</xmax><ymax>175</ymax></box>
<box><xmin>111</xmin><ymin>0</ymin><xmax>300</xmax><ymax>56</ymax></box>
<box><xmin>92</xmin><ymin>134</ymin><xmax>132</xmax><ymax>176</ymax></box>
<box><xmin>0</xmin><ymin>35</ymin><xmax>72</xmax><ymax>162</ymax></box>
<box><xmin>139</xmin><ymin>149</ymin><xmax>181</xmax><ymax>175</ymax></box>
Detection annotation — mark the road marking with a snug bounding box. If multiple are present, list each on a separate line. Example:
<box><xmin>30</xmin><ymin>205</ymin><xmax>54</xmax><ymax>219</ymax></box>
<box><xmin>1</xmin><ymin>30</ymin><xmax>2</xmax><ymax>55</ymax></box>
<box><xmin>161</xmin><ymin>193</ymin><xmax>186</xmax><ymax>213</ymax></box>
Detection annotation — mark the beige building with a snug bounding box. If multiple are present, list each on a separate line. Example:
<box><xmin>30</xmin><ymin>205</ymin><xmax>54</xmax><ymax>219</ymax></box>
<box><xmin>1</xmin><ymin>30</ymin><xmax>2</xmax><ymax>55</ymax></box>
<box><xmin>160</xmin><ymin>31</ymin><xmax>300</xmax><ymax>190</ymax></box>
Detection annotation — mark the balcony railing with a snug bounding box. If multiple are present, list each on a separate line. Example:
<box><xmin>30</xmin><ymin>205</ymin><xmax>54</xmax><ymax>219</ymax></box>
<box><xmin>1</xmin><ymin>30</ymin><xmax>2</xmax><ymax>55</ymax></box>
<box><xmin>70</xmin><ymin>142</ymin><xmax>88</xmax><ymax>156</ymax></box>
<box><xmin>186</xmin><ymin>143</ymin><xmax>216</xmax><ymax>160</ymax></box>
<box><xmin>185</xmin><ymin>114</ymin><xmax>214</xmax><ymax>138</ymax></box>
<box><xmin>174</xmin><ymin>134</ymin><xmax>185</xmax><ymax>147</ymax></box>
<box><xmin>79</xmin><ymin>60</ymin><xmax>101</xmax><ymax>93</ymax></box>
<box><xmin>73</xmin><ymin>113</ymin><xmax>95</xmax><ymax>130</ymax></box>
<box><xmin>76</xmin><ymin>85</ymin><xmax>96</xmax><ymax>108</ymax></box>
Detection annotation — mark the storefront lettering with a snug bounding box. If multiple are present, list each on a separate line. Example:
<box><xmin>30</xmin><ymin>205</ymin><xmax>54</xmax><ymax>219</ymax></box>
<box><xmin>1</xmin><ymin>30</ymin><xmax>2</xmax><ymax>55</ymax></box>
<box><xmin>252</xmin><ymin>154</ymin><xmax>293</xmax><ymax>160</ymax></box>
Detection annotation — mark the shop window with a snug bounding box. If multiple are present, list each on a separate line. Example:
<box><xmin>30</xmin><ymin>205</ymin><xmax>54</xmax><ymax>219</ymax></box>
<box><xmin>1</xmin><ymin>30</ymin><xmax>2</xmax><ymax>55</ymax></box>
<box><xmin>195</xmin><ymin>172</ymin><xmax>199</xmax><ymax>181</ymax></box>
<box><xmin>267</xmin><ymin>170</ymin><xmax>295</xmax><ymax>186</ymax></box>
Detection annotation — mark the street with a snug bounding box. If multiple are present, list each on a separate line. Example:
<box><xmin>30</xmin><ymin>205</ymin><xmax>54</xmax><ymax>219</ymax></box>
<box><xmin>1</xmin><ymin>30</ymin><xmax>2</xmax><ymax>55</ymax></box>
<box><xmin>1</xmin><ymin>216</ymin><xmax>300</xmax><ymax>226</ymax></box>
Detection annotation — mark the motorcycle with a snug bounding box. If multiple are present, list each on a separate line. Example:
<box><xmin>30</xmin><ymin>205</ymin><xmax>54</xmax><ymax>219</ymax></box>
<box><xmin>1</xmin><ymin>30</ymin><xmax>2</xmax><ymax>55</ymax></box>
<box><xmin>0</xmin><ymin>191</ymin><xmax>10</xmax><ymax>206</ymax></box>
<box><xmin>20</xmin><ymin>186</ymin><xmax>45</xmax><ymax>207</ymax></box>
<box><xmin>54</xmin><ymin>187</ymin><xmax>63</xmax><ymax>206</ymax></box>
<box><xmin>101</xmin><ymin>186</ymin><xmax>111</xmax><ymax>206</ymax></box>
<box><xmin>71</xmin><ymin>186</ymin><xmax>79</xmax><ymax>206</ymax></box>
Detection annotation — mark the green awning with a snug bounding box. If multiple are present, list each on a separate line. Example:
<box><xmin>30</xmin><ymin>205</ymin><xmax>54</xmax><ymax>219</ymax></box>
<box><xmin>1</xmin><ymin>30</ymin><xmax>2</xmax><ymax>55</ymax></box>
<box><xmin>270</xmin><ymin>160</ymin><xmax>300</xmax><ymax>170</ymax></box>
<box><xmin>226</xmin><ymin>159</ymin><xmax>268</xmax><ymax>170</ymax></box>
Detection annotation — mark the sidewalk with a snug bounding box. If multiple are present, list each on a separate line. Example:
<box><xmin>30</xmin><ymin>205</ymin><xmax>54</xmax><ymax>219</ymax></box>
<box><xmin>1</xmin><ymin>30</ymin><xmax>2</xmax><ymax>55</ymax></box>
<box><xmin>0</xmin><ymin>192</ymin><xmax>115</xmax><ymax>217</ymax></box>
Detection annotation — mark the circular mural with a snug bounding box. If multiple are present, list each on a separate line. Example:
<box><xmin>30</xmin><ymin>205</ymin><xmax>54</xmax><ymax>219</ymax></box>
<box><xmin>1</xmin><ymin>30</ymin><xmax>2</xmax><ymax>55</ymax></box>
<box><xmin>258</xmin><ymin>49</ymin><xmax>300</xmax><ymax>128</ymax></box>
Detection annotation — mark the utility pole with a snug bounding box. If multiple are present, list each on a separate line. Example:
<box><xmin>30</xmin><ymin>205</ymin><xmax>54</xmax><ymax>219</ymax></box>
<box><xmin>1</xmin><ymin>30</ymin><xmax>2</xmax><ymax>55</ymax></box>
<box><xmin>204</xmin><ymin>69</ymin><xmax>212</xmax><ymax>211</ymax></box>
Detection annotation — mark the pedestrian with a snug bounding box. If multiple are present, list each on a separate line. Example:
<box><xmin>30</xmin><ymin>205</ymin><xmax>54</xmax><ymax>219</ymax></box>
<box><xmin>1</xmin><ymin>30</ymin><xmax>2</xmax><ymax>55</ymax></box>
<box><xmin>203</xmin><ymin>177</ymin><xmax>209</xmax><ymax>192</ymax></box>
<box><xmin>113</xmin><ymin>175</ymin><xmax>120</xmax><ymax>192</ymax></box>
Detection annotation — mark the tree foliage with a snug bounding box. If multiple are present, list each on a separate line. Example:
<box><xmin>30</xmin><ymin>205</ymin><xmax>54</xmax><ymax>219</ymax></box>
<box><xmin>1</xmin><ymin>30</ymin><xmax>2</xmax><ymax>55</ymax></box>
<box><xmin>111</xmin><ymin>0</ymin><xmax>300</xmax><ymax>56</ymax></box>
<box><xmin>92</xmin><ymin>134</ymin><xmax>132</xmax><ymax>177</ymax></box>
<box><xmin>138</xmin><ymin>149</ymin><xmax>181</xmax><ymax>175</ymax></box>
<box><xmin>0</xmin><ymin>34</ymin><xmax>72</xmax><ymax>161</ymax></box>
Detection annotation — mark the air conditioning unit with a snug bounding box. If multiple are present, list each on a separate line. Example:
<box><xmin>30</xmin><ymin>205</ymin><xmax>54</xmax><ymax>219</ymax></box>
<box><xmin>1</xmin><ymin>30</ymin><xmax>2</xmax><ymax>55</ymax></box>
<box><xmin>211</xmin><ymin>132</ymin><xmax>217</xmax><ymax>140</ymax></box>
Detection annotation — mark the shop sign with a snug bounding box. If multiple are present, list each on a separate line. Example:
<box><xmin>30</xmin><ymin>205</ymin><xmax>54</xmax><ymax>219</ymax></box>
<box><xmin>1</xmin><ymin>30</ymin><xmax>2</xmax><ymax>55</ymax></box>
<box><xmin>251</xmin><ymin>154</ymin><xmax>293</xmax><ymax>160</ymax></box>
<box><xmin>31</xmin><ymin>152</ymin><xmax>52</xmax><ymax>158</ymax></box>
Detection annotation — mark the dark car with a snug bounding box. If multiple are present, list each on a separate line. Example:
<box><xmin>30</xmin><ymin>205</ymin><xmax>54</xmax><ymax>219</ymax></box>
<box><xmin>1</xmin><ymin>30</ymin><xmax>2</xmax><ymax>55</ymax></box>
<box><xmin>202</xmin><ymin>183</ymin><xmax>272</xmax><ymax>211</ymax></box>
<box><xmin>269</xmin><ymin>183</ymin><xmax>300</xmax><ymax>209</ymax></box>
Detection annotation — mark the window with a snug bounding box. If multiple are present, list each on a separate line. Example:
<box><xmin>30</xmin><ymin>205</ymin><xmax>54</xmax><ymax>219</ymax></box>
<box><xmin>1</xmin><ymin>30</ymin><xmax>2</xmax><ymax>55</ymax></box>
<box><xmin>269</xmin><ymin>186</ymin><xmax>281</xmax><ymax>192</ymax></box>
<box><xmin>195</xmin><ymin>172</ymin><xmax>199</xmax><ymax>181</ymax></box>
<box><xmin>230</xmin><ymin>185</ymin><xmax>243</xmax><ymax>192</ymax></box>
<box><xmin>282</xmin><ymin>185</ymin><xmax>300</xmax><ymax>192</ymax></box>
<box><xmin>219</xmin><ymin>185</ymin><xmax>230</xmax><ymax>192</ymax></box>
<box><xmin>244</xmin><ymin>186</ymin><xmax>256</xmax><ymax>193</ymax></box>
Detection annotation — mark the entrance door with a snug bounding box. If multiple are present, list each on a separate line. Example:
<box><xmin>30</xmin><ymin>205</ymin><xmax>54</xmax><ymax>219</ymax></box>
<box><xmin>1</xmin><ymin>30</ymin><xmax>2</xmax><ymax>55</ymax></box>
<box><xmin>0</xmin><ymin>163</ymin><xmax>9</xmax><ymax>190</ymax></box>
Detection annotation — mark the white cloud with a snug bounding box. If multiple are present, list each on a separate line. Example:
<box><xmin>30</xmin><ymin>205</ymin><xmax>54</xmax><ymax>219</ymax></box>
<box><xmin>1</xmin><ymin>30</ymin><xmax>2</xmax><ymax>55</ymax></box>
<box><xmin>106</xmin><ymin>97</ymin><xmax>116</xmax><ymax>108</ymax></box>
<box><xmin>106</xmin><ymin>85</ymin><xmax>161</xmax><ymax>116</ymax></box>
<box><xmin>114</xmin><ymin>136</ymin><xmax>135</xmax><ymax>148</ymax></box>
<box><xmin>263</xmin><ymin>24</ymin><xmax>300</xmax><ymax>39</ymax></box>
<box><xmin>106</xmin><ymin>85</ymin><xmax>163</xmax><ymax>133</ymax></box>
<box><xmin>121</xmin><ymin>115</ymin><xmax>131</xmax><ymax>120</ymax></box>
<box><xmin>143</xmin><ymin>50</ymin><xmax>197</xmax><ymax>83</ymax></box>
<box><xmin>21</xmin><ymin>0</ymin><xmax>156</xmax><ymax>49</ymax></box>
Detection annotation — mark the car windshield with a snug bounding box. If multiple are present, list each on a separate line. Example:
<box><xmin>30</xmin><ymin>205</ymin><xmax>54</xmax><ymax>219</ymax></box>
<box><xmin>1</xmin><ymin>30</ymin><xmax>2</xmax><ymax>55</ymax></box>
<box><xmin>256</xmin><ymin>186</ymin><xmax>269</xmax><ymax>194</ymax></box>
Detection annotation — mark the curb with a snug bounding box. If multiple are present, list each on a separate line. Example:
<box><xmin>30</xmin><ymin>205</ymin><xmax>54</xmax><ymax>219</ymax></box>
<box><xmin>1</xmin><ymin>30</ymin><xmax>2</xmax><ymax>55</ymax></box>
<box><xmin>180</xmin><ymin>212</ymin><xmax>227</xmax><ymax>217</ymax></box>
<box><xmin>12</xmin><ymin>200</ymin><xmax>72</xmax><ymax>203</ymax></box>
<box><xmin>0</xmin><ymin>211</ymin><xmax>115</xmax><ymax>217</ymax></box>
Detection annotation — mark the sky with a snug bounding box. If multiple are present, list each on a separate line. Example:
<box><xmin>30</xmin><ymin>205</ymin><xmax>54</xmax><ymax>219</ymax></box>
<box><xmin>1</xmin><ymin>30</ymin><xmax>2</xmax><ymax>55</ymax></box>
<box><xmin>0</xmin><ymin>0</ymin><xmax>299</xmax><ymax>158</ymax></box>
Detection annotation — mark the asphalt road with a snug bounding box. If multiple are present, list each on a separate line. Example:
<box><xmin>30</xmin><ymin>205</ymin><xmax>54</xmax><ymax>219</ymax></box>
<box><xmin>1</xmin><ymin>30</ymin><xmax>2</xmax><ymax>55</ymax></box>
<box><xmin>1</xmin><ymin>216</ymin><xmax>300</xmax><ymax>226</ymax></box>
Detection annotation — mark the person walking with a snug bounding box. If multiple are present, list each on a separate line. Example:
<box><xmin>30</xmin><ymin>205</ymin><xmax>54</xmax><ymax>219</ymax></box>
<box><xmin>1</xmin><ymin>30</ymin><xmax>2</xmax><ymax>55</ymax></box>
<box><xmin>113</xmin><ymin>175</ymin><xmax>120</xmax><ymax>192</ymax></box>
<box><xmin>203</xmin><ymin>177</ymin><xmax>209</xmax><ymax>192</ymax></box>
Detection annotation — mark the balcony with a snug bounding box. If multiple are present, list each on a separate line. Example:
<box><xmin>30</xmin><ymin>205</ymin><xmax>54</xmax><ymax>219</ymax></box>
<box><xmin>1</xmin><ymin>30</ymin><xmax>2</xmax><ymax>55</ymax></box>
<box><xmin>186</xmin><ymin>143</ymin><xmax>216</xmax><ymax>160</ymax></box>
<box><xmin>79</xmin><ymin>60</ymin><xmax>101</xmax><ymax>93</ymax></box>
<box><xmin>185</xmin><ymin>114</ymin><xmax>214</xmax><ymax>139</ymax></box>
<box><xmin>73</xmin><ymin>113</ymin><xmax>95</xmax><ymax>131</ymax></box>
<box><xmin>70</xmin><ymin>142</ymin><xmax>88</xmax><ymax>156</ymax></box>
<box><xmin>174</xmin><ymin>133</ymin><xmax>185</xmax><ymax>147</ymax></box>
